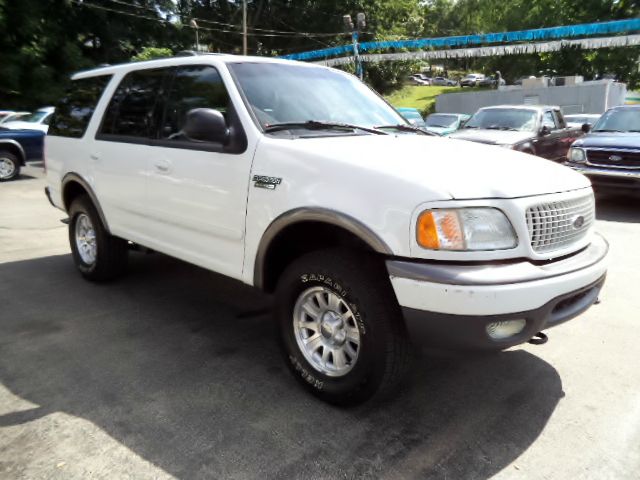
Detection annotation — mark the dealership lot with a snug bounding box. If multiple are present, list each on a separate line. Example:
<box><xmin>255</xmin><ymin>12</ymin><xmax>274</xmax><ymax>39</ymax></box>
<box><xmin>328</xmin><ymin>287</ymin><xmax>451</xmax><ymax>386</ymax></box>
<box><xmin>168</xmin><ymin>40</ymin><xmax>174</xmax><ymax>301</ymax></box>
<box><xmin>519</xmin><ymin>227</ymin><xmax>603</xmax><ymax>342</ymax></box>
<box><xmin>1</xmin><ymin>165</ymin><xmax>639</xmax><ymax>479</ymax></box>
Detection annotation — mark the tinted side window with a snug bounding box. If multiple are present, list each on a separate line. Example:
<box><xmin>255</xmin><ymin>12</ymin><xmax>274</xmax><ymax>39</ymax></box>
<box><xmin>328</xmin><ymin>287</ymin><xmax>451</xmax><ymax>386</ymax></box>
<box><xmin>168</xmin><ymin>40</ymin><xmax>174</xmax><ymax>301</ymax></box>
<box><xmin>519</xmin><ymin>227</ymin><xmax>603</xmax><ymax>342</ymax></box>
<box><xmin>542</xmin><ymin>111</ymin><xmax>557</xmax><ymax>129</ymax></box>
<box><xmin>553</xmin><ymin>110</ymin><xmax>566</xmax><ymax>128</ymax></box>
<box><xmin>160</xmin><ymin>65</ymin><xmax>230</xmax><ymax>141</ymax></box>
<box><xmin>48</xmin><ymin>76</ymin><xmax>111</xmax><ymax>138</ymax></box>
<box><xmin>99</xmin><ymin>68</ymin><xmax>168</xmax><ymax>138</ymax></box>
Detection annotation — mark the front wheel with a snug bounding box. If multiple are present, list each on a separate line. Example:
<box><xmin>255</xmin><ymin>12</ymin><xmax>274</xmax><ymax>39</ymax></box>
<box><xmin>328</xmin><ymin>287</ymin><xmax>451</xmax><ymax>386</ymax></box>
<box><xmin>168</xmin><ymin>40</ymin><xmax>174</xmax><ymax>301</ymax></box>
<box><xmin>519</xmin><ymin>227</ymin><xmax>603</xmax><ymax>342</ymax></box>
<box><xmin>275</xmin><ymin>249</ymin><xmax>411</xmax><ymax>405</ymax></box>
<box><xmin>69</xmin><ymin>195</ymin><xmax>128</xmax><ymax>281</ymax></box>
<box><xmin>0</xmin><ymin>151</ymin><xmax>20</xmax><ymax>182</ymax></box>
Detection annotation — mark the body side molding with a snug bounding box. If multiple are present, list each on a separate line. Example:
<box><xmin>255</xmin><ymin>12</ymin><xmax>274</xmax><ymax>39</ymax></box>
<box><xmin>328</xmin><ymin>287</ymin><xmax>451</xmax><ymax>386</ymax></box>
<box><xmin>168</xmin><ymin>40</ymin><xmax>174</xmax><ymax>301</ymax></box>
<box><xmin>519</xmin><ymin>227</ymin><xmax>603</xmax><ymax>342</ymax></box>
<box><xmin>253</xmin><ymin>207</ymin><xmax>393</xmax><ymax>289</ymax></box>
<box><xmin>61</xmin><ymin>172</ymin><xmax>111</xmax><ymax>233</ymax></box>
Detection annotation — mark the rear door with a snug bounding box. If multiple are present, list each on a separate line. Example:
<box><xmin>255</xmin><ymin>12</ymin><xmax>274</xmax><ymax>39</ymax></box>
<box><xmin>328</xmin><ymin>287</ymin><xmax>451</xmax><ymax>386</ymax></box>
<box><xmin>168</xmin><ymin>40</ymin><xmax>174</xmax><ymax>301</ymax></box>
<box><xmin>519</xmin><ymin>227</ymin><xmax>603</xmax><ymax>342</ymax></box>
<box><xmin>143</xmin><ymin>64</ymin><xmax>253</xmax><ymax>279</ymax></box>
<box><xmin>92</xmin><ymin>67</ymin><xmax>171</xmax><ymax>239</ymax></box>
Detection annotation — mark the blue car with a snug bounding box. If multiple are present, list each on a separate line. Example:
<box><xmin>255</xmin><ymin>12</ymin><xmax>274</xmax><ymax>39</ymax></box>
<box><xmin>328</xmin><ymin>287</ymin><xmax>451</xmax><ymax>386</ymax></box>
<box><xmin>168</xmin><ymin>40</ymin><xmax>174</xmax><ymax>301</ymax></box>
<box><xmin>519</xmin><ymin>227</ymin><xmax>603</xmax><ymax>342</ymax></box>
<box><xmin>424</xmin><ymin>113</ymin><xmax>471</xmax><ymax>136</ymax></box>
<box><xmin>0</xmin><ymin>127</ymin><xmax>45</xmax><ymax>181</ymax></box>
<box><xmin>396</xmin><ymin>107</ymin><xmax>426</xmax><ymax>128</ymax></box>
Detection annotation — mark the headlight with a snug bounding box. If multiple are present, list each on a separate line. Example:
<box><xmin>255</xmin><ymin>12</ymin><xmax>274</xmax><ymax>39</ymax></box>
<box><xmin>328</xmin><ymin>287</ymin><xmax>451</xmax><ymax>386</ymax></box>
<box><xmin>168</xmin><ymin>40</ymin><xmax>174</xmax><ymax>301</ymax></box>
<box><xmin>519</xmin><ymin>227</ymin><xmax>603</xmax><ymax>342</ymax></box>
<box><xmin>568</xmin><ymin>147</ymin><xmax>586</xmax><ymax>163</ymax></box>
<box><xmin>416</xmin><ymin>208</ymin><xmax>517</xmax><ymax>251</ymax></box>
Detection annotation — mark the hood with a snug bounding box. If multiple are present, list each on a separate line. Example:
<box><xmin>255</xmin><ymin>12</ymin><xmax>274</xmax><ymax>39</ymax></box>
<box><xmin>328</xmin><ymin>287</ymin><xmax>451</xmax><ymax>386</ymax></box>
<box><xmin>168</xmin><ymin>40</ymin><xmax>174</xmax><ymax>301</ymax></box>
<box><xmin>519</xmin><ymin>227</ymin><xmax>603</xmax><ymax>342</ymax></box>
<box><xmin>573</xmin><ymin>132</ymin><xmax>640</xmax><ymax>150</ymax></box>
<box><xmin>273</xmin><ymin>134</ymin><xmax>589</xmax><ymax>200</ymax></box>
<box><xmin>449</xmin><ymin>129</ymin><xmax>534</xmax><ymax>146</ymax></box>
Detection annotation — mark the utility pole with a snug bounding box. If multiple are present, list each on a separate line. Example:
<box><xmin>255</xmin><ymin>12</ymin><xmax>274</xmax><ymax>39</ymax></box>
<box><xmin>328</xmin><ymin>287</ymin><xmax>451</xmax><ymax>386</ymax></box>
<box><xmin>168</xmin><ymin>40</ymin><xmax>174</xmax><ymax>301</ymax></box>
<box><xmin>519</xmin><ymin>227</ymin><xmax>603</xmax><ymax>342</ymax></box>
<box><xmin>189</xmin><ymin>19</ymin><xmax>199</xmax><ymax>52</ymax></box>
<box><xmin>343</xmin><ymin>13</ymin><xmax>366</xmax><ymax>80</ymax></box>
<box><xmin>242</xmin><ymin>0</ymin><xmax>248</xmax><ymax>55</ymax></box>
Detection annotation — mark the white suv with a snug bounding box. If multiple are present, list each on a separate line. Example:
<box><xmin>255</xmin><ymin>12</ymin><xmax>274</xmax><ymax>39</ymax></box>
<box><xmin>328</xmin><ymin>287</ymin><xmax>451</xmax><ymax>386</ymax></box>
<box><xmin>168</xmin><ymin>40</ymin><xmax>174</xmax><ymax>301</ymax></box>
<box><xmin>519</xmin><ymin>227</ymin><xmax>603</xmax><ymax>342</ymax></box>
<box><xmin>45</xmin><ymin>55</ymin><xmax>608</xmax><ymax>404</ymax></box>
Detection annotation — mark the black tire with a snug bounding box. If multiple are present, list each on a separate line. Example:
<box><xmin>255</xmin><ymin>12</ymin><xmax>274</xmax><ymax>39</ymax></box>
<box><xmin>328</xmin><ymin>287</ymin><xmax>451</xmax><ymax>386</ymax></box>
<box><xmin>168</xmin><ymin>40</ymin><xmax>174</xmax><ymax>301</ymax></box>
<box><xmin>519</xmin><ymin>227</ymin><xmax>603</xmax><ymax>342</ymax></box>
<box><xmin>0</xmin><ymin>151</ymin><xmax>21</xmax><ymax>182</ymax></box>
<box><xmin>68</xmin><ymin>195</ymin><xmax>128</xmax><ymax>282</ymax></box>
<box><xmin>275</xmin><ymin>249</ymin><xmax>411</xmax><ymax>405</ymax></box>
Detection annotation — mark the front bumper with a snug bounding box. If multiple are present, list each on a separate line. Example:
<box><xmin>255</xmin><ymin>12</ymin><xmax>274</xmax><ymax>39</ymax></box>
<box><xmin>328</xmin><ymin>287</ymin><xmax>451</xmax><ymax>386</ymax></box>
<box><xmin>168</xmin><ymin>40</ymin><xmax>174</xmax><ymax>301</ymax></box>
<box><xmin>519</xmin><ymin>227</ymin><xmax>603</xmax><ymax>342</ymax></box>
<box><xmin>387</xmin><ymin>233</ymin><xmax>609</xmax><ymax>350</ymax></box>
<box><xmin>568</xmin><ymin>164</ymin><xmax>640</xmax><ymax>190</ymax></box>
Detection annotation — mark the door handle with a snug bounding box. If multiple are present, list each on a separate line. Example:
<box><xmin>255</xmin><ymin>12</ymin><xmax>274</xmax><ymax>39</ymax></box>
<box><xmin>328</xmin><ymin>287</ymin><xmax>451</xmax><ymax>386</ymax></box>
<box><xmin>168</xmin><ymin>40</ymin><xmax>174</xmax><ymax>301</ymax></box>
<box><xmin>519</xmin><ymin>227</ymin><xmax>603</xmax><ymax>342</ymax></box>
<box><xmin>154</xmin><ymin>160</ymin><xmax>172</xmax><ymax>174</ymax></box>
<box><xmin>90</xmin><ymin>154</ymin><xmax>100</xmax><ymax>161</ymax></box>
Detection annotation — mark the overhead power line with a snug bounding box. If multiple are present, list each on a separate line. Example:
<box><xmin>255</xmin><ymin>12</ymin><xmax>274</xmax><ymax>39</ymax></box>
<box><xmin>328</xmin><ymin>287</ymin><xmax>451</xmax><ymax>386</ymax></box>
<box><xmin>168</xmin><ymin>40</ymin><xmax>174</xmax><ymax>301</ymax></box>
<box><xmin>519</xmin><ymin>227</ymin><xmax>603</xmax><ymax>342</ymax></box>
<box><xmin>99</xmin><ymin>0</ymin><xmax>345</xmax><ymax>38</ymax></box>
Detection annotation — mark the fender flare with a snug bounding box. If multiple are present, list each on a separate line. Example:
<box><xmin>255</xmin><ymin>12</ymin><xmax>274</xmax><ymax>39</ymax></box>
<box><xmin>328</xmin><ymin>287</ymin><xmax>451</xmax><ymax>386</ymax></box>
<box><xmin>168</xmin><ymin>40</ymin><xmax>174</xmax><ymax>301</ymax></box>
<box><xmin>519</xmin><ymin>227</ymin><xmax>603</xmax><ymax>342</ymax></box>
<box><xmin>0</xmin><ymin>139</ymin><xmax>26</xmax><ymax>165</ymax></box>
<box><xmin>253</xmin><ymin>207</ymin><xmax>393</xmax><ymax>289</ymax></box>
<box><xmin>61</xmin><ymin>173</ymin><xmax>111</xmax><ymax>233</ymax></box>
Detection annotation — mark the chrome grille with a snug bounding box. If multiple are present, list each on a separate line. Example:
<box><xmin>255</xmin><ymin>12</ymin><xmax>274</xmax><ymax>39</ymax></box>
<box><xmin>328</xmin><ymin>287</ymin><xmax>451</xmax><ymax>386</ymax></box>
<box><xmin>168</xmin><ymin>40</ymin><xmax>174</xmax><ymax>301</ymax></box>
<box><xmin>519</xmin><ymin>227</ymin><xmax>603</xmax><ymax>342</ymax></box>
<box><xmin>526</xmin><ymin>194</ymin><xmax>595</xmax><ymax>253</ymax></box>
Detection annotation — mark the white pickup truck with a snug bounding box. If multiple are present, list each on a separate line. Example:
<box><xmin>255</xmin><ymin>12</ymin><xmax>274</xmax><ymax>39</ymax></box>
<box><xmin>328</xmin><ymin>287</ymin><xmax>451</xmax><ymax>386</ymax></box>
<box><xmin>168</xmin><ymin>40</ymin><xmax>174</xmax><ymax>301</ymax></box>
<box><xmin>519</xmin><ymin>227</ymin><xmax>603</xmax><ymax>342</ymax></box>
<box><xmin>45</xmin><ymin>55</ymin><xmax>608</xmax><ymax>405</ymax></box>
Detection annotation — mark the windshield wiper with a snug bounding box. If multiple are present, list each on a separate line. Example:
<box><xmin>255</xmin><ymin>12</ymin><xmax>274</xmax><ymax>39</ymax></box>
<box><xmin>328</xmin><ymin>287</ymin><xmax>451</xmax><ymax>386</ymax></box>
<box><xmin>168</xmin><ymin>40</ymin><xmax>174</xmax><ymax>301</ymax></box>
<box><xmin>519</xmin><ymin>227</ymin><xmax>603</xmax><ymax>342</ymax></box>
<box><xmin>375</xmin><ymin>124</ymin><xmax>439</xmax><ymax>136</ymax></box>
<box><xmin>463</xmin><ymin>125</ymin><xmax>478</xmax><ymax>129</ymax></box>
<box><xmin>486</xmin><ymin>126</ymin><xmax>519</xmax><ymax>131</ymax></box>
<box><xmin>263</xmin><ymin>120</ymin><xmax>387</xmax><ymax>135</ymax></box>
<box><xmin>592</xmin><ymin>129</ymin><xmax>623</xmax><ymax>133</ymax></box>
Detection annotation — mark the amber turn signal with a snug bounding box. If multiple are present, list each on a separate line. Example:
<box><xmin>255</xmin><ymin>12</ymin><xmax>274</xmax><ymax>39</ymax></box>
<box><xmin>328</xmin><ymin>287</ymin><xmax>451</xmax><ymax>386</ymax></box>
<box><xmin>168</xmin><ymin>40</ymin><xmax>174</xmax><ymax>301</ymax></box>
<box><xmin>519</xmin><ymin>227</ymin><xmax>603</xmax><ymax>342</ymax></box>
<box><xmin>416</xmin><ymin>211</ymin><xmax>440</xmax><ymax>249</ymax></box>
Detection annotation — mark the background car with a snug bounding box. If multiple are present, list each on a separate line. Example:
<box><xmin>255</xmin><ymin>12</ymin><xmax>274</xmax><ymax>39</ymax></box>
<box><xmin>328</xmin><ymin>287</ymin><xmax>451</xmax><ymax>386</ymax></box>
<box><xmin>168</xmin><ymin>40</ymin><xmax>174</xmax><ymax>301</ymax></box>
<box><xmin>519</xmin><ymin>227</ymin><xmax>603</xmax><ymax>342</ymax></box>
<box><xmin>566</xmin><ymin>106</ymin><xmax>640</xmax><ymax>193</ymax></box>
<box><xmin>431</xmin><ymin>76</ymin><xmax>457</xmax><ymax>86</ymax></box>
<box><xmin>408</xmin><ymin>75</ymin><xmax>430</xmax><ymax>86</ymax></box>
<box><xmin>564</xmin><ymin>114</ymin><xmax>601</xmax><ymax>129</ymax></box>
<box><xmin>415</xmin><ymin>73</ymin><xmax>432</xmax><ymax>85</ymax></box>
<box><xmin>449</xmin><ymin>105</ymin><xmax>583</xmax><ymax>161</ymax></box>
<box><xmin>0</xmin><ymin>127</ymin><xmax>44</xmax><ymax>181</ymax></box>
<box><xmin>396</xmin><ymin>107</ymin><xmax>426</xmax><ymax>127</ymax></box>
<box><xmin>424</xmin><ymin>113</ymin><xmax>471</xmax><ymax>135</ymax></box>
<box><xmin>478</xmin><ymin>75</ymin><xmax>506</xmax><ymax>88</ymax></box>
<box><xmin>460</xmin><ymin>73</ymin><xmax>485</xmax><ymax>87</ymax></box>
<box><xmin>0</xmin><ymin>111</ymin><xmax>31</xmax><ymax>125</ymax></box>
<box><xmin>1</xmin><ymin>107</ymin><xmax>54</xmax><ymax>133</ymax></box>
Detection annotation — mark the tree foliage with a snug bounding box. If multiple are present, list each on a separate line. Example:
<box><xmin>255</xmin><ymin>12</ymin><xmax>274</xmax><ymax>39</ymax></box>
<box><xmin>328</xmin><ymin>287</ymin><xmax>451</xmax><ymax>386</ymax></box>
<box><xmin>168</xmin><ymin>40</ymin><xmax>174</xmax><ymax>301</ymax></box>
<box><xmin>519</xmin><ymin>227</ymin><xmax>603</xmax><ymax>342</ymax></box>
<box><xmin>0</xmin><ymin>0</ymin><xmax>638</xmax><ymax>107</ymax></box>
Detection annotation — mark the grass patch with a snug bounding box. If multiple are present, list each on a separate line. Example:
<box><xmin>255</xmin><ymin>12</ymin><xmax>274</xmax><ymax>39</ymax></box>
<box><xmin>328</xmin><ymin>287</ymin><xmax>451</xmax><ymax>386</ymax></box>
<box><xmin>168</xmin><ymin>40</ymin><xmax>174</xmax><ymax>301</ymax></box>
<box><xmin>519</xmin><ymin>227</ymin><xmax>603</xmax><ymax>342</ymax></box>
<box><xmin>385</xmin><ymin>85</ymin><xmax>480</xmax><ymax>115</ymax></box>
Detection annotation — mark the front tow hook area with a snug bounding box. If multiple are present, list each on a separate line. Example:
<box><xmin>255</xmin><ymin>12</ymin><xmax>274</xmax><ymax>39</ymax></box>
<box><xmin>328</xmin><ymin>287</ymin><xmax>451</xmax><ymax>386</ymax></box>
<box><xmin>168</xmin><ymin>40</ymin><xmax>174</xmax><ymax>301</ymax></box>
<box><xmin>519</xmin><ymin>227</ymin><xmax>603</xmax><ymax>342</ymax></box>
<box><xmin>528</xmin><ymin>332</ymin><xmax>548</xmax><ymax>345</ymax></box>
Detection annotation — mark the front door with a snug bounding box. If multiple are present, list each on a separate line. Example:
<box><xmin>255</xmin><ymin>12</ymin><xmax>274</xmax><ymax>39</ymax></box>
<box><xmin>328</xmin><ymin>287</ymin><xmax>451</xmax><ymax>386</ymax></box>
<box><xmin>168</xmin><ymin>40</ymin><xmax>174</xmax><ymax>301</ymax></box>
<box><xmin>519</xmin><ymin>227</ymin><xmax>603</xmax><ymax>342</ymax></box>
<box><xmin>144</xmin><ymin>64</ymin><xmax>254</xmax><ymax>280</ymax></box>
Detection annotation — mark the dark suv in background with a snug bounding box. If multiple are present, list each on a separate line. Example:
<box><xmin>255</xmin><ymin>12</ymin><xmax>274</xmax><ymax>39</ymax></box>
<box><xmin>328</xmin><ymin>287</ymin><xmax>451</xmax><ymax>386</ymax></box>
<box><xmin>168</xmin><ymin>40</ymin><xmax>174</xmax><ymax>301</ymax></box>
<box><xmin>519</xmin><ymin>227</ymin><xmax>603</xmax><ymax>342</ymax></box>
<box><xmin>566</xmin><ymin>105</ymin><xmax>640</xmax><ymax>193</ymax></box>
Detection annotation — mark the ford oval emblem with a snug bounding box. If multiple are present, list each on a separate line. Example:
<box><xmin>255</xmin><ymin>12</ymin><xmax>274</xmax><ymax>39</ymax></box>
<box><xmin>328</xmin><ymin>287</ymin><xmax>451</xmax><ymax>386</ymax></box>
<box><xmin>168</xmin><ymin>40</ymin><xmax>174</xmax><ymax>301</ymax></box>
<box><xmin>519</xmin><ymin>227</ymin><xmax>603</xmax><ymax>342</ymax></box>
<box><xmin>609</xmin><ymin>155</ymin><xmax>623</xmax><ymax>162</ymax></box>
<box><xmin>573</xmin><ymin>215</ymin><xmax>585</xmax><ymax>229</ymax></box>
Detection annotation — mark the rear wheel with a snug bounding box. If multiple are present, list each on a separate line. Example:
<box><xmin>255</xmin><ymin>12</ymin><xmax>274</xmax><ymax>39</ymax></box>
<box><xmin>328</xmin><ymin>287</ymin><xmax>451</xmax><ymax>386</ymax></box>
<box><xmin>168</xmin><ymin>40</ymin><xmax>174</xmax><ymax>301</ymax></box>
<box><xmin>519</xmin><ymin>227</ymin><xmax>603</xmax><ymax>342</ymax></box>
<box><xmin>275</xmin><ymin>249</ymin><xmax>411</xmax><ymax>405</ymax></box>
<box><xmin>0</xmin><ymin>151</ymin><xmax>20</xmax><ymax>182</ymax></box>
<box><xmin>69</xmin><ymin>195</ymin><xmax>128</xmax><ymax>281</ymax></box>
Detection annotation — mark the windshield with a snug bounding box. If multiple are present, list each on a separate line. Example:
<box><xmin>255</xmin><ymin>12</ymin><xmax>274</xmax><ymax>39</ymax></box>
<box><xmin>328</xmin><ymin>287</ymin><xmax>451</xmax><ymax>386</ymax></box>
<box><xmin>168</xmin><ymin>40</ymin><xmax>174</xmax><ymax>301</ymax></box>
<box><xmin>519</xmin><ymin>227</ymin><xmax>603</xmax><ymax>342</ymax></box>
<box><xmin>426</xmin><ymin>114</ymin><xmax>458</xmax><ymax>128</ymax></box>
<box><xmin>464</xmin><ymin>108</ymin><xmax>537</xmax><ymax>131</ymax></box>
<box><xmin>20</xmin><ymin>111</ymin><xmax>49</xmax><ymax>123</ymax></box>
<box><xmin>229</xmin><ymin>63</ymin><xmax>405</xmax><ymax>132</ymax></box>
<box><xmin>592</xmin><ymin>109</ymin><xmax>640</xmax><ymax>132</ymax></box>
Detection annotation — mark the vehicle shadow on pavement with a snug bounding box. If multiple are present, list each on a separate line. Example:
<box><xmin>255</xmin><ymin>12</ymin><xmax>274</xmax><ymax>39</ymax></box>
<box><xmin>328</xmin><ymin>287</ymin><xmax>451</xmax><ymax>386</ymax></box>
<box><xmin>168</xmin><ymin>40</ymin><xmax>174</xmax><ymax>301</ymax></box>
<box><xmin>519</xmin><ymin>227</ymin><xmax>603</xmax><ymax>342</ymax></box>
<box><xmin>0</xmin><ymin>253</ymin><xmax>563</xmax><ymax>479</ymax></box>
<box><xmin>596</xmin><ymin>194</ymin><xmax>640</xmax><ymax>223</ymax></box>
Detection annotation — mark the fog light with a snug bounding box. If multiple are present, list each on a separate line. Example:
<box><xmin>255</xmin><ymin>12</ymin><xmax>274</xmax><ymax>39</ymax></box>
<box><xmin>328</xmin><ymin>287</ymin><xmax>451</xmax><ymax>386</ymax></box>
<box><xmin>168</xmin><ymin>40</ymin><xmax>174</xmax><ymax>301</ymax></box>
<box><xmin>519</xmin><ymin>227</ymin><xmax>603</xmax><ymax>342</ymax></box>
<box><xmin>486</xmin><ymin>319</ymin><xmax>526</xmax><ymax>340</ymax></box>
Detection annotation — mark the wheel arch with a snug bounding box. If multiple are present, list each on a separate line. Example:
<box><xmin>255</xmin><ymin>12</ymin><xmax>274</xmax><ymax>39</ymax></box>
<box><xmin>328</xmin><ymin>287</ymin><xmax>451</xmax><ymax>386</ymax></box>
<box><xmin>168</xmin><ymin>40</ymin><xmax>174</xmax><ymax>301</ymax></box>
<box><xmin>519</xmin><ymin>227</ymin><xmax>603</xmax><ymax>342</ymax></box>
<box><xmin>62</xmin><ymin>173</ymin><xmax>111</xmax><ymax>233</ymax></box>
<box><xmin>254</xmin><ymin>208</ymin><xmax>393</xmax><ymax>293</ymax></box>
<box><xmin>0</xmin><ymin>140</ymin><xmax>26</xmax><ymax>165</ymax></box>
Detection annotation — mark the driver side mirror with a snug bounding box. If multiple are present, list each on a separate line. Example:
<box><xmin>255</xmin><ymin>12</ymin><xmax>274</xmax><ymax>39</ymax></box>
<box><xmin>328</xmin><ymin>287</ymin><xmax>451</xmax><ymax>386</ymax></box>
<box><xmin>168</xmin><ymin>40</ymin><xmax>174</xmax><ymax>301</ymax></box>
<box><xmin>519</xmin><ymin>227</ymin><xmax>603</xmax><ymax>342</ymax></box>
<box><xmin>581</xmin><ymin>123</ymin><xmax>591</xmax><ymax>133</ymax></box>
<box><xmin>539</xmin><ymin>125</ymin><xmax>551</xmax><ymax>136</ymax></box>
<box><xmin>182</xmin><ymin>108</ymin><xmax>230</xmax><ymax>144</ymax></box>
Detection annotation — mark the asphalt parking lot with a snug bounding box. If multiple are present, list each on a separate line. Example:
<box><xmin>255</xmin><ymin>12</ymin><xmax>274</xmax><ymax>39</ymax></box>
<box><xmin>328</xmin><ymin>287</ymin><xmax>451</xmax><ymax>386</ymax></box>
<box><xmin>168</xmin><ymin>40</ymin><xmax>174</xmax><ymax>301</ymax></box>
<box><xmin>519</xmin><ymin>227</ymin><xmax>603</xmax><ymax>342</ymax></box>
<box><xmin>1</xmin><ymin>164</ymin><xmax>639</xmax><ymax>479</ymax></box>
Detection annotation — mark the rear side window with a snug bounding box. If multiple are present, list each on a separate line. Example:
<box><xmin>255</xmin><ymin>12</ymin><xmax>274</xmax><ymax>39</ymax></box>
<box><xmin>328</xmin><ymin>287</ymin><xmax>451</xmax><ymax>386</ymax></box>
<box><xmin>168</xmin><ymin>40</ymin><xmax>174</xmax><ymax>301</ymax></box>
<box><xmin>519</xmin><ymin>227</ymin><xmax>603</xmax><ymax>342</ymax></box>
<box><xmin>48</xmin><ymin>75</ymin><xmax>111</xmax><ymax>138</ymax></box>
<box><xmin>98</xmin><ymin>68</ymin><xmax>168</xmax><ymax>139</ymax></box>
<box><xmin>160</xmin><ymin>65</ymin><xmax>230</xmax><ymax>141</ymax></box>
